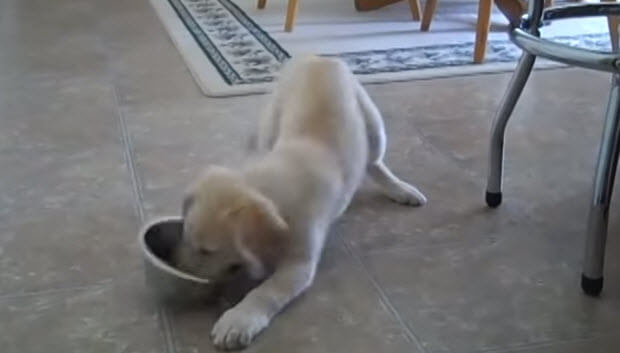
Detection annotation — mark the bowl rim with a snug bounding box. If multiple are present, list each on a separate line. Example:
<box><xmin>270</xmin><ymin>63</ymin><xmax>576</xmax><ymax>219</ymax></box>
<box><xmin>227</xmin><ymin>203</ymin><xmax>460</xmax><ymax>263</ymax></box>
<box><xmin>138</xmin><ymin>216</ymin><xmax>211</xmax><ymax>284</ymax></box>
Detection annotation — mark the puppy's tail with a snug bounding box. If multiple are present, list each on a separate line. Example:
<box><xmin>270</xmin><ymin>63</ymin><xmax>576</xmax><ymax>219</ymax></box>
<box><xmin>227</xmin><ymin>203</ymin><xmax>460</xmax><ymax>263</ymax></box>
<box><xmin>355</xmin><ymin>81</ymin><xmax>387</xmax><ymax>164</ymax></box>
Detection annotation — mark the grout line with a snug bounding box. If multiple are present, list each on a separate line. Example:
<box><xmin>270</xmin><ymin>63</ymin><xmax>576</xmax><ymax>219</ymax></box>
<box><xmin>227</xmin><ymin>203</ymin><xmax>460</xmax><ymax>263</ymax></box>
<box><xmin>159</xmin><ymin>306</ymin><xmax>178</xmax><ymax>353</ymax></box>
<box><xmin>470</xmin><ymin>331</ymin><xmax>616</xmax><ymax>353</ymax></box>
<box><xmin>113</xmin><ymin>87</ymin><xmax>179</xmax><ymax>353</ymax></box>
<box><xmin>408</xmin><ymin>121</ymin><xmax>489</xmax><ymax>192</ymax></box>
<box><xmin>114</xmin><ymin>87</ymin><xmax>146</xmax><ymax>223</ymax></box>
<box><xmin>401</xmin><ymin>121</ymin><xmax>536</xmax><ymax>228</ymax></box>
<box><xmin>0</xmin><ymin>283</ymin><xmax>108</xmax><ymax>302</ymax></box>
<box><xmin>342</xmin><ymin>240</ymin><xmax>613</xmax><ymax>353</ymax></box>
<box><xmin>360</xmin><ymin>237</ymin><xmax>476</xmax><ymax>256</ymax></box>
<box><xmin>341</xmin><ymin>239</ymin><xmax>430</xmax><ymax>353</ymax></box>
<box><xmin>0</xmin><ymin>269</ymin><xmax>142</xmax><ymax>302</ymax></box>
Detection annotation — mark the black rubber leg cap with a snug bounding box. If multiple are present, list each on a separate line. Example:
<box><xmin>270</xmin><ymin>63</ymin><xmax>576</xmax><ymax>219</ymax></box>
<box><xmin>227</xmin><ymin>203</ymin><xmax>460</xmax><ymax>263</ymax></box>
<box><xmin>581</xmin><ymin>274</ymin><xmax>603</xmax><ymax>297</ymax></box>
<box><xmin>486</xmin><ymin>191</ymin><xmax>502</xmax><ymax>208</ymax></box>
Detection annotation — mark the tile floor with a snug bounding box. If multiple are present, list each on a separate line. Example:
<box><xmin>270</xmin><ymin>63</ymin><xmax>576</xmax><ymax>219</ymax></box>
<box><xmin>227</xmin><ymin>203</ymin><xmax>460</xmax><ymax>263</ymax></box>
<box><xmin>1</xmin><ymin>0</ymin><xmax>619</xmax><ymax>352</ymax></box>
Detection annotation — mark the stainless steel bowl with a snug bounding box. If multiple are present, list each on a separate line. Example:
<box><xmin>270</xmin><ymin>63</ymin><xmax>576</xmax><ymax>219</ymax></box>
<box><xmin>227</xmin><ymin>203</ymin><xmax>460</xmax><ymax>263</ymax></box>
<box><xmin>138</xmin><ymin>217</ymin><xmax>214</xmax><ymax>304</ymax></box>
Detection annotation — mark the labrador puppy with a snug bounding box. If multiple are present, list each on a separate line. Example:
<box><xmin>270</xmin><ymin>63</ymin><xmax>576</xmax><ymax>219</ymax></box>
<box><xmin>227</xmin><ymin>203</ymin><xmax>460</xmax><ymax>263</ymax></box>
<box><xmin>179</xmin><ymin>56</ymin><xmax>426</xmax><ymax>350</ymax></box>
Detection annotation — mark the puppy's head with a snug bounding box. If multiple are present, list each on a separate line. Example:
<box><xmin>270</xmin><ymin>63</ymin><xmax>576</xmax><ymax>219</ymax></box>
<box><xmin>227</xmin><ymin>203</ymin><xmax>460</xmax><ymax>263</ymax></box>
<box><xmin>177</xmin><ymin>166</ymin><xmax>288</xmax><ymax>282</ymax></box>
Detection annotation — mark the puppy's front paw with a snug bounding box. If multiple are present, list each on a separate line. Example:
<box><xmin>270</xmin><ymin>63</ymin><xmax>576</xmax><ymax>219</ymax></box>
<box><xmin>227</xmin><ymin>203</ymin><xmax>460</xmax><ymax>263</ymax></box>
<box><xmin>387</xmin><ymin>182</ymin><xmax>427</xmax><ymax>206</ymax></box>
<box><xmin>211</xmin><ymin>307</ymin><xmax>269</xmax><ymax>350</ymax></box>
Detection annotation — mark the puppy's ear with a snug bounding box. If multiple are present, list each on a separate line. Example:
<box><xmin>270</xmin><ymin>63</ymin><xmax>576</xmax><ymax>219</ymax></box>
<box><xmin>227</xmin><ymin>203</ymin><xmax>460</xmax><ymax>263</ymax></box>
<box><xmin>223</xmin><ymin>190</ymin><xmax>288</xmax><ymax>267</ymax></box>
<box><xmin>245</xmin><ymin>192</ymin><xmax>288</xmax><ymax>234</ymax></box>
<box><xmin>225</xmin><ymin>190</ymin><xmax>288</xmax><ymax>235</ymax></box>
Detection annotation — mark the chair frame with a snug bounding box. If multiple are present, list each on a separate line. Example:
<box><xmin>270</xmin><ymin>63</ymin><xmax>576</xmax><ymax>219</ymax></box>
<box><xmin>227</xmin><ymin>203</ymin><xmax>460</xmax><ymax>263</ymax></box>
<box><xmin>485</xmin><ymin>0</ymin><xmax>620</xmax><ymax>296</ymax></box>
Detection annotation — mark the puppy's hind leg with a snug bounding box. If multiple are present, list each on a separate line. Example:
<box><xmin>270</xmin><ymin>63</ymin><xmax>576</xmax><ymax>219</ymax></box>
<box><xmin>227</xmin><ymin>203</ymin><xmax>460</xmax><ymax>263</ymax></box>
<box><xmin>368</xmin><ymin>162</ymin><xmax>427</xmax><ymax>206</ymax></box>
<box><xmin>356</xmin><ymin>82</ymin><xmax>427</xmax><ymax>206</ymax></box>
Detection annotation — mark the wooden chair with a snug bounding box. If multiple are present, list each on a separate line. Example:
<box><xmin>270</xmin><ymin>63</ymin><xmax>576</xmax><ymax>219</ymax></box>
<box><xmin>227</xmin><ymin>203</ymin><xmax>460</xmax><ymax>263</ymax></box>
<box><xmin>420</xmin><ymin>0</ymin><xmax>518</xmax><ymax>63</ymax></box>
<box><xmin>604</xmin><ymin>0</ymin><xmax>620</xmax><ymax>51</ymax></box>
<box><xmin>420</xmin><ymin>0</ymin><xmax>618</xmax><ymax>63</ymax></box>
<box><xmin>257</xmin><ymin>0</ymin><xmax>300</xmax><ymax>32</ymax></box>
<box><xmin>258</xmin><ymin>0</ymin><xmax>423</xmax><ymax>32</ymax></box>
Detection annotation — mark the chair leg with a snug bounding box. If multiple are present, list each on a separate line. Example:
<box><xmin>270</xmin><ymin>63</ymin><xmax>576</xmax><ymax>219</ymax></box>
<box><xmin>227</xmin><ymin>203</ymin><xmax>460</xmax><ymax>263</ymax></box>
<box><xmin>608</xmin><ymin>16</ymin><xmax>619</xmax><ymax>51</ymax></box>
<box><xmin>494</xmin><ymin>0</ymin><xmax>527</xmax><ymax>27</ymax></box>
<box><xmin>581</xmin><ymin>74</ymin><xmax>620</xmax><ymax>297</ymax></box>
<box><xmin>285</xmin><ymin>0</ymin><xmax>300</xmax><ymax>32</ymax></box>
<box><xmin>603</xmin><ymin>0</ymin><xmax>619</xmax><ymax>51</ymax></box>
<box><xmin>409</xmin><ymin>0</ymin><xmax>422</xmax><ymax>21</ymax></box>
<box><xmin>474</xmin><ymin>0</ymin><xmax>494</xmax><ymax>63</ymax></box>
<box><xmin>421</xmin><ymin>0</ymin><xmax>439</xmax><ymax>31</ymax></box>
<box><xmin>486</xmin><ymin>53</ymin><xmax>536</xmax><ymax>207</ymax></box>
<box><xmin>258</xmin><ymin>0</ymin><xmax>267</xmax><ymax>9</ymax></box>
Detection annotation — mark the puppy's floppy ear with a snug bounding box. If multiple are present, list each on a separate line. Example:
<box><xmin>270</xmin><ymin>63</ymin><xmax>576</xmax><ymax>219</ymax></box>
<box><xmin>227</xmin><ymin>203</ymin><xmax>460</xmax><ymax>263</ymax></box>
<box><xmin>221</xmin><ymin>189</ymin><xmax>287</xmax><ymax>262</ymax></box>
<box><xmin>246</xmin><ymin>191</ymin><xmax>288</xmax><ymax>233</ymax></box>
<box><xmin>225</xmin><ymin>190</ymin><xmax>288</xmax><ymax>234</ymax></box>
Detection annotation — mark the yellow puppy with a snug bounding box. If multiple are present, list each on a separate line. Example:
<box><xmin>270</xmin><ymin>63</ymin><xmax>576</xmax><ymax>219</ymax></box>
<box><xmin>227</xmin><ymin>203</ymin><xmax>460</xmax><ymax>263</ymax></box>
<box><xmin>180</xmin><ymin>56</ymin><xmax>426</xmax><ymax>350</ymax></box>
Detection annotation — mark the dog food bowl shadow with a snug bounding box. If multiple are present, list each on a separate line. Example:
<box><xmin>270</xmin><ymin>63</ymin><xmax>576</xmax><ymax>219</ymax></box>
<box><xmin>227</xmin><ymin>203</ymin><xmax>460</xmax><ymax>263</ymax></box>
<box><xmin>139</xmin><ymin>217</ymin><xmax>215</xmax><ymax>305</ymax></box>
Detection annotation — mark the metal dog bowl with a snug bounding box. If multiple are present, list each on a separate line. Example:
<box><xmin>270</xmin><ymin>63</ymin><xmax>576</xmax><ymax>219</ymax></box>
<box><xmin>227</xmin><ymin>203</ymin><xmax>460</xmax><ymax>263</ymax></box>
<box><xmin>139</xmin><ymin>217</ymin><xmax>214</xmax><ymax>304</ymax></box>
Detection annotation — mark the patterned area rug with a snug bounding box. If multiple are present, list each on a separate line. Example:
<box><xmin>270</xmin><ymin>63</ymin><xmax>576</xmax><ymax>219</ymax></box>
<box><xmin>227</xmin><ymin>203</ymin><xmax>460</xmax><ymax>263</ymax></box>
<box><xmin>151</xmin><ymin>0</ymin><xmax>612</xmax><ymax>97</ymax></box>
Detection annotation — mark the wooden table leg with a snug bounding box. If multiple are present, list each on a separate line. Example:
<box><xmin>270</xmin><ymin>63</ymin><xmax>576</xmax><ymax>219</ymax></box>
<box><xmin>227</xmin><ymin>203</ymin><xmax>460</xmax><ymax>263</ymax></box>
<box><xmin>494</xmin><ymin>0</ymin><xmax>526</xmax><ymax>27</ymax></box>
<box><xmin>258</xmin><ymin>0</ymin><xmax>267</xmax><ymax>9</ymax></box>
<box><xmin>608</xmin><ymin>17</ymin><xmax>619</xmax><ymax>51</ymax></box>
<box><xmin>408</xmin><ymin>0</ymin><xmax>422</xmax><ymax>20</ymax></box>
<box><xmin>285</xmin><ymin>0</ymin><xmax>300</xmax><ymax>32</ymax></box>
<box><xmin>355</xmin><ymin>0</ymin><xmax>402</xmax><ymax>11</ymax></box>
<box><xmin>421</xmin><ymin>0</ymin><xmax>439</xmax><ymax>31</ymax></box>
<box><xmin>603</xmin><ymin>0</ymin><xmax>619</xmax><ymax>51</ymax></box>
<box><xmin>474</xmin><ymin>0</ymin><xmax>494</xmax><ymax>63</ymax></box>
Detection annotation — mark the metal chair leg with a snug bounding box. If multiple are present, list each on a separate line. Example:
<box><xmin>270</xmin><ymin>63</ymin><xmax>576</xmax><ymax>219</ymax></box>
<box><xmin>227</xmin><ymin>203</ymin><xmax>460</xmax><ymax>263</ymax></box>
<box><xmin>485</xmin><ymin>53</ymin><xmax>537</xmax><ymax>207</ymax></box>
<box><xmin>581</xmin><ymin>73</ymin><xmax>620</xmax><ymax>297</ymax></box>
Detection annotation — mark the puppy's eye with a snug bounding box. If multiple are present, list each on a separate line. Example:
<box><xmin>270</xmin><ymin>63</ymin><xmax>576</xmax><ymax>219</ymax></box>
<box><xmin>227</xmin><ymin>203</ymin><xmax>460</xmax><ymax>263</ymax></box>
<box><xmin>226</xmin><ymin>264</ymin><xmax>243</xmax><ymax>274</ymax></box>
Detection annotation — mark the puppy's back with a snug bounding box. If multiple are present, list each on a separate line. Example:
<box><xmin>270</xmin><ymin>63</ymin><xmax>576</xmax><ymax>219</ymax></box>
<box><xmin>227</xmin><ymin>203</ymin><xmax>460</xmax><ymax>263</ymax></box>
<box><xmin>268</xmin><ymin>57</ymin><xmax>369</xmax><ymax>215</ymax></box>
<box><xmin>275</xmin><ymin>57</ymin><xmax>362</xmax><ymax>148</ymax></box>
